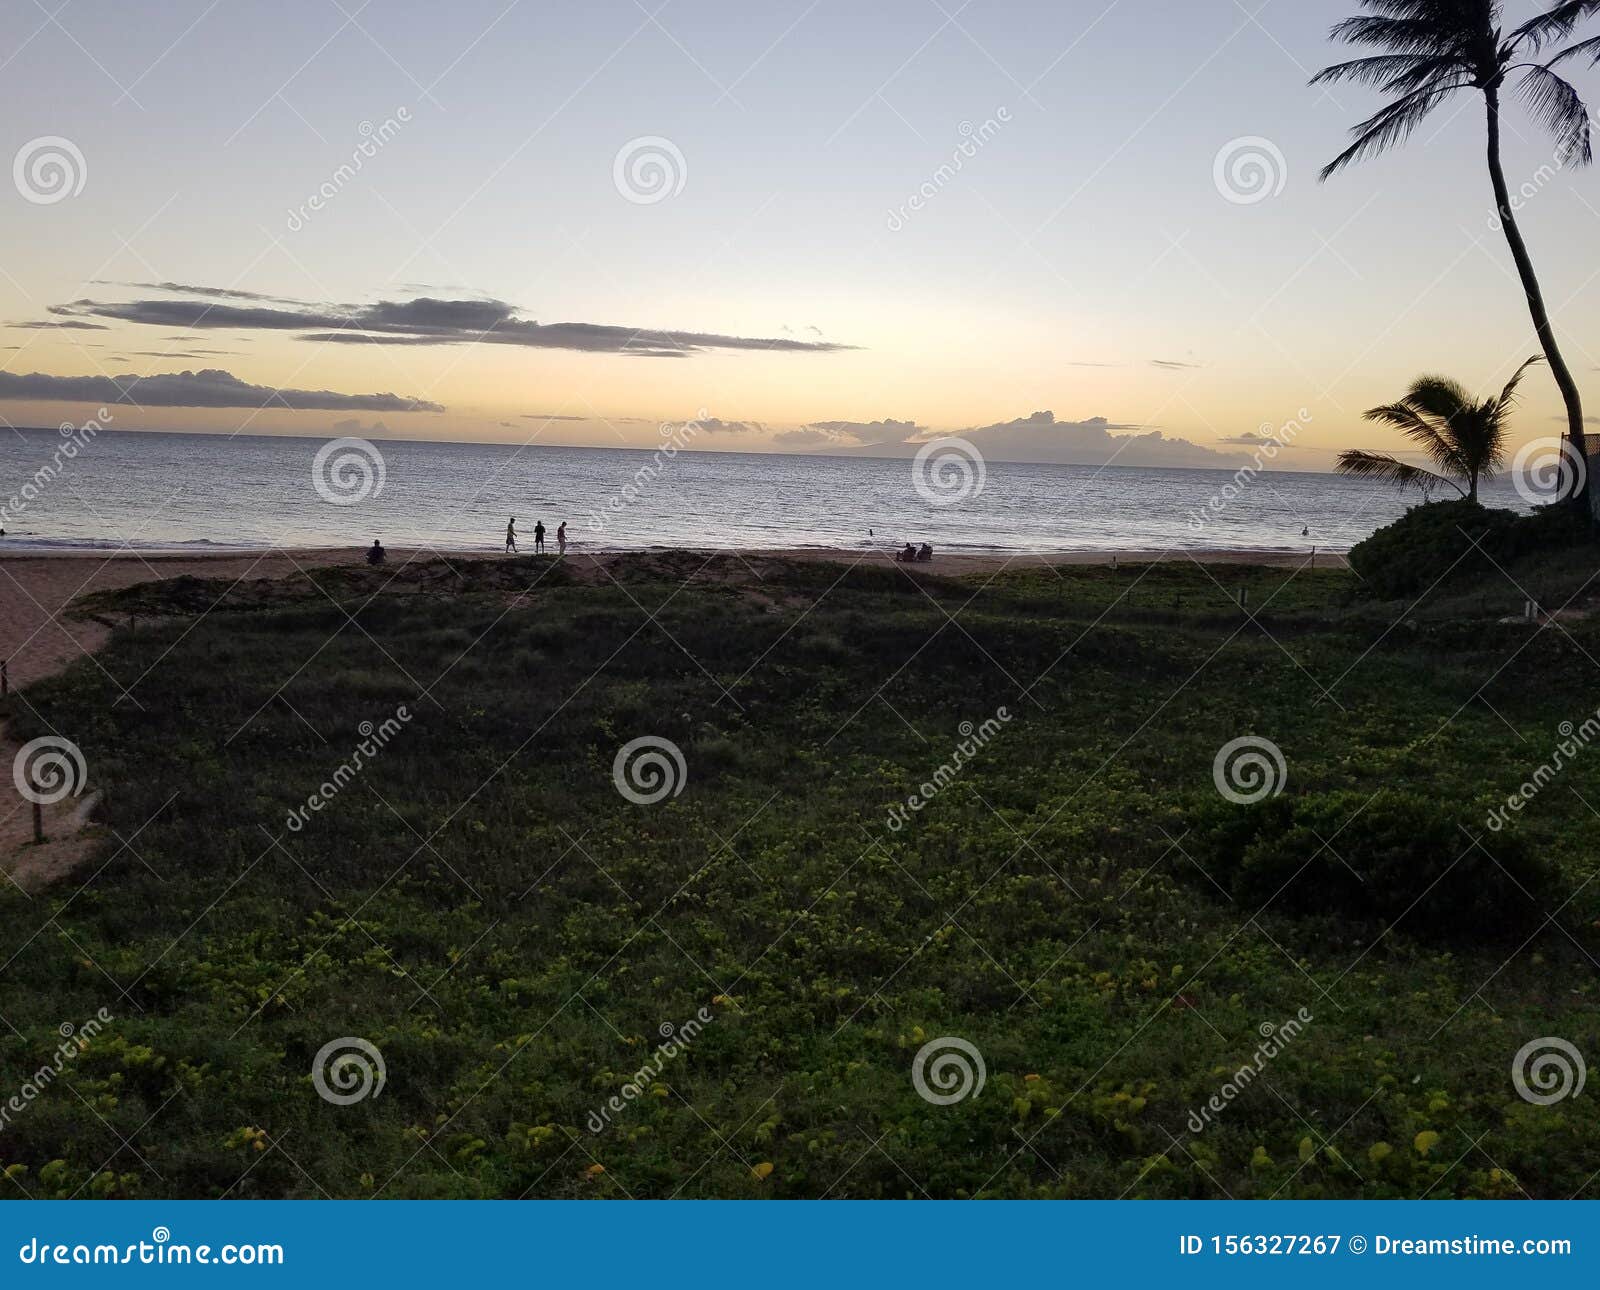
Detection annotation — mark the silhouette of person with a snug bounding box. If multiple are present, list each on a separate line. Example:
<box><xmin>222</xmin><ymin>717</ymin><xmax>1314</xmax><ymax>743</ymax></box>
<box><xmin>1301</xmin><ymin>526</ymin><xmax>1310</xmax><ymax>537</ymax></box>
<box><xmin>506</xmin><ymin>517</ymin><xmax>517</xmax><ymax>553</ymax></box>
<box><xmin>366</xmin><ymin>538</ymin><xmax>386</xmax><ymax>566</ymax></box>
<box><xmin>534</xmin><ymin>520</ymin><xmax>546</xmax><ymax>553</ymax></box>
<box><xmin>556</xmin><ymin>521</ymin><xmax>567</xmax><ymax>555</ymax></box>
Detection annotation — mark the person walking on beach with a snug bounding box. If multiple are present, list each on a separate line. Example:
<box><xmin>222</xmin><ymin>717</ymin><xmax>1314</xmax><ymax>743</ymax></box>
<box><xmin>506</xmin><ymin>517</ymin><xmax>517</xmax><ymax>553</ymax></box>
<box><xmin>556</xmin><ymin>521</ymin><xmax>567</xmax><ymax>555</ymax></box>
<box><xmin>534</xmin><ymin>520</ymin><xmax>546</xmax><ymax>553</ymax></box>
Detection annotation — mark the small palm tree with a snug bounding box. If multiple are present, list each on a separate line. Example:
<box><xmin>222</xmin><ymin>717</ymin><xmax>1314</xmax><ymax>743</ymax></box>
<box><xmin>1337</xmin><ymin>358</ymin><xmax>1542</xmax><ymax>502</ymax></box>
<box><xmin>1315</xmin><ymin>1</ymin><xmax>1600</xmax><ymax>516</ymax></box>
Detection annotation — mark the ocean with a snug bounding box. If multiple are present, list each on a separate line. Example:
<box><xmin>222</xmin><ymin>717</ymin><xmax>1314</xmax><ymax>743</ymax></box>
<box><xmin>0</xmin><ymin>426</ymin><xmax>1540</xmax><ymax>556</ymax></box>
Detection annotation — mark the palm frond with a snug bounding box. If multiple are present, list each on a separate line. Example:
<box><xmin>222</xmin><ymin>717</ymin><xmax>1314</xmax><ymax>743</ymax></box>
<box><xmin>1517</xmin><ymin>64</ymin><xmax>1594</xmax><ymax>163</ymax></box>
<box><xmin>1311</xmin><ymin>52</ymin><xmax>1450</xmax><ymax>88</ymax></box>
<box><xmin>1335</xmin><ymin>450</ymin><xmax>1464</xmax><ymax>495</ymax></box>
<box><xmin>1548</xmin><ymin>31</ymin><xmax>1600</xmax><ymax>63</ymax></box>
<box><xmin>1361</xmin><ymin>400</ymin><xmax>1463</xmax><ymax>473</ymax></box>
<box><xmin>1476</xmin><ymin>357</ymin><xmax>1544</xmax><ymax>481</ymax></box>
<box><xmin>1494</xmin><ymin>356</ymin><xmax>1545</xmax><ymax>413</ymax></box>
<box><xmin>1403</xmin><ymin>375</ymin><xmax>1474</xmax><ymax>421</ymax></box>
<box><xmin>1330</xmin><ymin>14</ymin><xmax>1469</xmax><ymax>55</ymax></box>
<box><xmin>1320</xmin><ymin>82</ymin><xmax>1466</xmax><ymax>178</ymax></box>
<box><xmin>1510</xmin><ymin>1</ymin><xmax>1600</xmax><ymax>53</ymax></box>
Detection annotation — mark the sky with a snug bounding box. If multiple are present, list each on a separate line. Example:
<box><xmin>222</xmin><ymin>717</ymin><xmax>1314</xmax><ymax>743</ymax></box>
<box><xmin>2</xmin><ymin>0</ymin><xmax>1599</xmax><ymax>471</ymax></box>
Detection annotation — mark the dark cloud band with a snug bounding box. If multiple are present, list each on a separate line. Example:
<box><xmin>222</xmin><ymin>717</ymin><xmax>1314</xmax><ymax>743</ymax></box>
<box><xmin>0</xmin><ymin>367</ymin><xmax>443</xmax><ymax>413</ymax></box>
<box><xmin>52</xmin><ymin>291</ymin><xmax>854</xmax><ymax>358</ymax></box>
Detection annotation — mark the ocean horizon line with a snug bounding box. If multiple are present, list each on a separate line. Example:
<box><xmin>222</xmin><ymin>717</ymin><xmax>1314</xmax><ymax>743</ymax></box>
<box><xmin>2</xmin><ymin>422</ymin><xmax>1343</xmax><ymax>478</ymax></box>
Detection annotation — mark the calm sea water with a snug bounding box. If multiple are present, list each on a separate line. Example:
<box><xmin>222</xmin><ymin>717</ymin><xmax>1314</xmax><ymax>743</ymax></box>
<box><xmin>0</xmin><ymin>427</ymin><xmax>1538</xmax><ymax>555</ymax></box>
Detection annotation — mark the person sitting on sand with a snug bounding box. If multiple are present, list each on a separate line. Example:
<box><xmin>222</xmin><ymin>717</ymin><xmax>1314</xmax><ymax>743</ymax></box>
<box><xmin>898</xmin><ymin>542</ymin><xmax>917</xmax><ymax>563</ymax></box>
<box><xmin>918</xmin><ymin>543</ymin><xmax>933</xmax><ymax>562</ymax></box>
<box><xmin>366</xmin><ymin>538</ymin><xmax>386</xmax><ymax>566</ymax></box>
<box><xmin>557</xmin><ymin>521</ymin><xmax>567</xmax><ymax>555</ymax></box>
<box><xmin>506</xmin><ymin>517</ymin><xmax>517</xmax><ymax>553</ymax></box>
<box><xmin>534</xmin><ymin>520</ymin><xmax>546</xmax><ymax>554</ymax></box>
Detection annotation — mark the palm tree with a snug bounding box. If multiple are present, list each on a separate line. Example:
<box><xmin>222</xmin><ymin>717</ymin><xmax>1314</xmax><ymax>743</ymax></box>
<box><xmin>1337</xmin><ymin>357</ymin><xmax>1541</xmax><ymax>501</ymax></box>
<box><xmin>1314</xmin><ymin>1</ymin><xmax>1600</xmax><ymax>518</ymax></box>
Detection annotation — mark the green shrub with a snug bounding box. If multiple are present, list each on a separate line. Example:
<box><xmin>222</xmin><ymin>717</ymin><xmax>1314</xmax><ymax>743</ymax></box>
<box><xmin>1348</xmin><ymin>499</ymin><xmax>1590</xmax><ymax>599</ymax></box>
<box><xmin>1185</xmin><ymin>790</ymin><xmax>1548</xmax><ymax>941</ymax></box>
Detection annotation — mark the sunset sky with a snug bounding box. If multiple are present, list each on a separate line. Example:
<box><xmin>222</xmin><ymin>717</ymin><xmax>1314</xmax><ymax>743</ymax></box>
<box><xmin>2</xmin><ymin>0</ymin><xmax>1598</xmax><ymax>470</ymax></box>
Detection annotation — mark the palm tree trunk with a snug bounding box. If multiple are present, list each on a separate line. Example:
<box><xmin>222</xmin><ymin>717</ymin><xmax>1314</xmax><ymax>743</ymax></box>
<box><xmin>1484</xmin><ymin>87</ymin><xmax>1594</xmax><ymax>520</ymax></box>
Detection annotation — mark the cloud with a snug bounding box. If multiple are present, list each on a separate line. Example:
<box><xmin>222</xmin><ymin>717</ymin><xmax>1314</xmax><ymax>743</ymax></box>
<box><xmin>1218</xmin><ymin>430</ymin><xmax>1299</xmax><ymax>446</ymax></box>
<box><xmin>0</xmin><ymin>367</ymin><xmax>443</xmax><ymax>412</ymax></box>
<box><xmin>54</xmin><ymin>290</ymin><xmax>855</xmax><ymax>358</ymax></box>
<box><xmin>698</xmin><ymin>417</ymin><xmax>762</xmax><ymax>435</ymax></box>
<box><xmin>807</xmin><ymin>417</ymin><xmax>919</xmax><ymax>445</ymax></box>
<box><xmin>1150</xmin><ymin>358</ymin><xmax>1204</xmax><ymax>371</ymax></box>
<box><xmin>11</xmin><ymin>320</ymin><xmax>109</xmax><ymax>330</ymax></box>
<box><xmin>522</xmin><ymin>412</ymin><xmax>592</xmax><ymax>421</ymax></box>
<box><xmin>333</xmin><ymin>417</ymin><xmax>390</xmax><ymax>435</ymax></box>
<box><xmin>129</xmin><ymin>349</ymin><xmax>243</xmax><ymax>358</ymax></box>
<box><xmin>775</xmin><ymin>429</ymin><xmax>833</xmax><ymax>446</ymax></box>
<box><xmin>92</xmin><ymin>280</ymin><xmax>312</xmax><ymax>305</ymax></box>
<box><xmin>831</xmin><ymin>410</ymin><xmax>1244</xmax><ymax>468</ymax></box>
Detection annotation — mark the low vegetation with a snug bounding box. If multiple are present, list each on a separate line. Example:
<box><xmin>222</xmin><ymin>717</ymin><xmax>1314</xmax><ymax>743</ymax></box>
<box><xmin>2</xmin><ymin>552</ymin><xmax>1598</xmax><ymax>1199</ymax></box>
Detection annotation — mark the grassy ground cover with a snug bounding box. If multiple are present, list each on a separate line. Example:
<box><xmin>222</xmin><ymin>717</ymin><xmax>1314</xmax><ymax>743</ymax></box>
<box><xmin>1</xmin><ymin>552</ymin><xmax>1597</xmax><ymax>1198</ymax></box>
